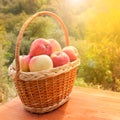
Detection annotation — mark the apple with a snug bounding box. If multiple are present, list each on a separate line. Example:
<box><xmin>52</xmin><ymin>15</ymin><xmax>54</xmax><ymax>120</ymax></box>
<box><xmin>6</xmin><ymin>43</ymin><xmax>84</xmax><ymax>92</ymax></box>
<box><xmin>12</xmin><ymin>55</ymin><xmax>30</xmax><ymax>72</ymax></box>
<box><xmin>29</xmin><ymin>55</ymin><xmax>53</xmax><ymax>72</ymax></box>
<box><xmin>51</xmin><ymin>51</ymin><xmax>70</xmax><ymax>67</ymax></box>
<box><xmin>20</xmin><ymin>55</ymin><xmax>31</xmax><ymax>72</ymax></box>
<box><xmin>62</xmin><ymin>46</ymin><xmax>79</xmax><ymax>62</ymax></box>
<box><xmin>48</xmin><ymin>39</ymin><xmax>61</xmax><ymax>53</ymax></box>
<box><xmin>29</xmin><ymin>38</ymin><xmax>52</xmax><ymax>57</ymax></box>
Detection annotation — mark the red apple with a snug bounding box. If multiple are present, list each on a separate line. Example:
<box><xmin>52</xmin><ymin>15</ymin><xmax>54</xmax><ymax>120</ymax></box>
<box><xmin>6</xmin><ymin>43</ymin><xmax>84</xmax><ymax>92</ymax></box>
<box><xmin>12</xmin><ymin>55</ymin><xmax>30</xmax><ymax>72</ymax></box>
<box><xmin>51</xmin><ymin>51</ymin><xmax>70</xmax><ymax>67</ymax></box>
<box><xmin>62</xmin><ymin>46</ymin><xmax>79</xmax><ymax>62</ymax></box>
<box><xmin>29</xmin><ymin>38</ymin><xmax>52</xmax><ymax>57</ymax></box>
<box><xmin>29</xmin><ymin>55</ymin><xmax>53</xmax><ymax>72</ymax></box>
<box><xmin>20</xmin><ymin>55</ymin><xmax>31</xmax><ymax>72</ymax></box>
<box><xmin>48</xmin><ymin>39</ymin><xmax>61</xmax><ymax>53</ymax></box>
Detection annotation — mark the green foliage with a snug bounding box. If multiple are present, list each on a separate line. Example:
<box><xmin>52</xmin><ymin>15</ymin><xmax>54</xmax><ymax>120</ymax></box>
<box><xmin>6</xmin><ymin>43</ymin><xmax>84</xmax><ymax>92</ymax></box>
<box><xmin>76</xmin><ymin>39</ymin><xmax>120</xmax><ymax>91</ymax></box>
<box><xmin>4</xmin><ymin>33</ymin><xmax>16</xmax><ymax>66</ymax></box>
<box><xmin>0</xmin><ymin>24</ymin><xmax>16</xmax><ymax>103</ymax></box>
<box><xmin>0</xmin><ymin>0</ymin><xmax>40</xmax><ymax>15</ymax></box>
<box><xmin>1</xmin><ymin>12</ymin><xmax>29</xmax><ymax>66</ymax></box>
<box><xmin>75</xmin><ymin>78</ymin><xmax>88</xmax><ymax>87</ymax></box>
<box><xmin>24</xmin><ymin>17</ymin><xmax>56</xmax><ymax>40</ymax></box>
<box><xmin>71</xmin><ymin>32</ymin><xmax>120</xmax><ymax>92</ymax></box>
<box><xmin>78</xmin><ymin>2</ymin><xmax>120</xmax><ymax>91</ymax></box>
<box><xmin>1</xmin><ymin>12</ymin><xmax>28</xmax><ymax>33</ymax></box>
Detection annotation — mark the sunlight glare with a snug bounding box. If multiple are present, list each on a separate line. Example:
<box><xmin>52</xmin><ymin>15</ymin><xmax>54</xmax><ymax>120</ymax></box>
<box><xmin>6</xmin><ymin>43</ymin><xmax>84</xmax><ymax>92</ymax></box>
<box><xmin>68</xmin><ymin>0</ymin><xmax>84</xmax><ymax>6</ymax></box>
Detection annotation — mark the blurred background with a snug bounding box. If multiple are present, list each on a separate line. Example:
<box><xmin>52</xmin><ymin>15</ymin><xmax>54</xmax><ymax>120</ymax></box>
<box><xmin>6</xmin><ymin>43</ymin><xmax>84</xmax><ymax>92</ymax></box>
<box><xmin>0</xmin><ymin>0</ymin><xmax>120</xmax><ymax>104</ymax></box>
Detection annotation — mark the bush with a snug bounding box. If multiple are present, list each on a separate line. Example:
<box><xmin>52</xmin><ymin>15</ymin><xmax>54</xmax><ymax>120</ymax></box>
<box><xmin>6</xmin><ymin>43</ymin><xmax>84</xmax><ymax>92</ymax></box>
<box><xmin>76</xmin><ymin>39</ymin><xmax>120</xmax><ymax>91</ymax></box>
<box><xmin>71</xmin><ymin>5</ymin><xmax>120</xmax><ymax>91</ymax></box>
<box><xmin>0</xmin><ymin>25</ymin><xmax>17</xmax><ymax>103</ymax></box>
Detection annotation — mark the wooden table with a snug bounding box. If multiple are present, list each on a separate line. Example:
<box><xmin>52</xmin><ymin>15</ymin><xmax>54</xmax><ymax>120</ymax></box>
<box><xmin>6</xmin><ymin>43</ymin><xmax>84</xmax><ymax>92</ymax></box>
<box><xmin>0</xmin><ymin>87</ymin><xmax>120</xmax><ymax>120</ymax></box>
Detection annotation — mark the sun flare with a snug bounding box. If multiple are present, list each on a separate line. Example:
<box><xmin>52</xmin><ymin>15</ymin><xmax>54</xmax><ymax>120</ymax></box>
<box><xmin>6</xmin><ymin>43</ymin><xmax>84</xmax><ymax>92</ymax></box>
<box><xmin>68</xmin><ymin>0</ymin><xmax>84</xmax><ymax>6</ymax></box>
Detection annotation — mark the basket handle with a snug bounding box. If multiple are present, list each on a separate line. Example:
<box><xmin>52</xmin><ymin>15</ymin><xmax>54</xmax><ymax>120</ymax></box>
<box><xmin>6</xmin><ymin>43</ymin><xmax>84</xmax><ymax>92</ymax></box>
<box><xmin>15</xmin><ymin>11</ymin><xmax>70</xmax><ymax>78</ymax></box>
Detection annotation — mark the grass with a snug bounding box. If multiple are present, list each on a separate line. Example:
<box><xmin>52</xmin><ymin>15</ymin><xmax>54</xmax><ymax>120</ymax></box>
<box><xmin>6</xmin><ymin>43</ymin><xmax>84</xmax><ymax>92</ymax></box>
<box><xmin>74</xmin><ymin>77</ymin><xmax>103</xmax><ymax>90</ymax></box>
<box><xmin>74</xmin><ymin>78</ymin><xmax>88</xmax><ymax>87</ymax></box>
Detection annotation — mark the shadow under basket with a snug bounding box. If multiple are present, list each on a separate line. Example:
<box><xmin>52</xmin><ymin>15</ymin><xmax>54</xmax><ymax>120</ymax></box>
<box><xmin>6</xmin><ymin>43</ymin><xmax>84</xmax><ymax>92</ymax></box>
<box><xmin>8</xmin><ymin>11</ymin><xmax>80</xmax><ymax>114</ymax></box>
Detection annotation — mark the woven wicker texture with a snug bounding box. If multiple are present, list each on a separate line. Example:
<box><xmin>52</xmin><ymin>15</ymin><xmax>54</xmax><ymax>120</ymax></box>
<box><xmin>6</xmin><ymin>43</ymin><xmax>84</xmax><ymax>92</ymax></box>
<box><xmin>8</xmin><ymin>11</ymin><xmax>80</xmax><ymax>113</ymax></box>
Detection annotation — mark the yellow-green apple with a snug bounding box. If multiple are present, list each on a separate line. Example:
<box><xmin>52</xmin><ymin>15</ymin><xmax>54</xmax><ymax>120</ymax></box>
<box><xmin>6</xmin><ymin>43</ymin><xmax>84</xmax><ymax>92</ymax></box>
<box><xmin>48</xmin><ymin>39</ymin><xmax>61</xmax><ymax>53</ymax></box>
<box><xmin>20</xmin><ymin>55</ymin><xmax>30</xmax><ymax>72</ymax></box>
<box><xmin>51</xmin><ymin>51</ymin><xmax>70</xmax><ymax>67</ymax></box>
<box><xmin>29</xmin><ymin>38</ymin><xmax>52</xmax><ymax>57</ymax></box>
<box><xmin>12</xmin><ymin>55</ymin><xmax>30</xmax><ymax>72</ymax></box>
<box><xmin>29</xmin><ymin>55</ymin><xmax>53</xmax><ymax>72</ymax></box>
<box><xmin>62</xmin><ymin>46</ymin><xmax>79</xmax><ymax>62</ymax></box>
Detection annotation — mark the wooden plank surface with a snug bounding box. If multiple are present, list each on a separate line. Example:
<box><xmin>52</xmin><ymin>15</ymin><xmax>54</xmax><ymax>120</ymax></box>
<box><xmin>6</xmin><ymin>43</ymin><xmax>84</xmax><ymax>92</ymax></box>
<box><xmin>0</xmin><ymin>87</ymin><xmax>120</xmax><ymax>120</ymax></box>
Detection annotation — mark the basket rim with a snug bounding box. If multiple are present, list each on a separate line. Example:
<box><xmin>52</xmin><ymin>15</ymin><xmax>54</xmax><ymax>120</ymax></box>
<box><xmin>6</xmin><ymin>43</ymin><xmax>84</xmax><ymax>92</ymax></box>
<box><xmin>8</xmin><ymin>58</ymin><xmax>80</xmax><ymax>81</ymax></box>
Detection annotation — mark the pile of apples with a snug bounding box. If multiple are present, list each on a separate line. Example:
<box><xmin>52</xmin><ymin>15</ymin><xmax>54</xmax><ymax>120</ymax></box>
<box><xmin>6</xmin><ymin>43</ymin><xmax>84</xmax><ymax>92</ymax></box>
<box><xmin>14</xmin><ymin>38</ymin><xmax>79</xmax><ymax>72</ymax></box>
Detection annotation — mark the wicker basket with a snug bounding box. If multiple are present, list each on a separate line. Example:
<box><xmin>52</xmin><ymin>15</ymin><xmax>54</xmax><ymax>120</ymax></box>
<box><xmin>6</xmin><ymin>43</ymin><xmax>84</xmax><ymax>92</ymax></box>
<box><xmin>8</xmin><ymin>11</ymin><xmax>80</xmax><ymax>114</ymax></box>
